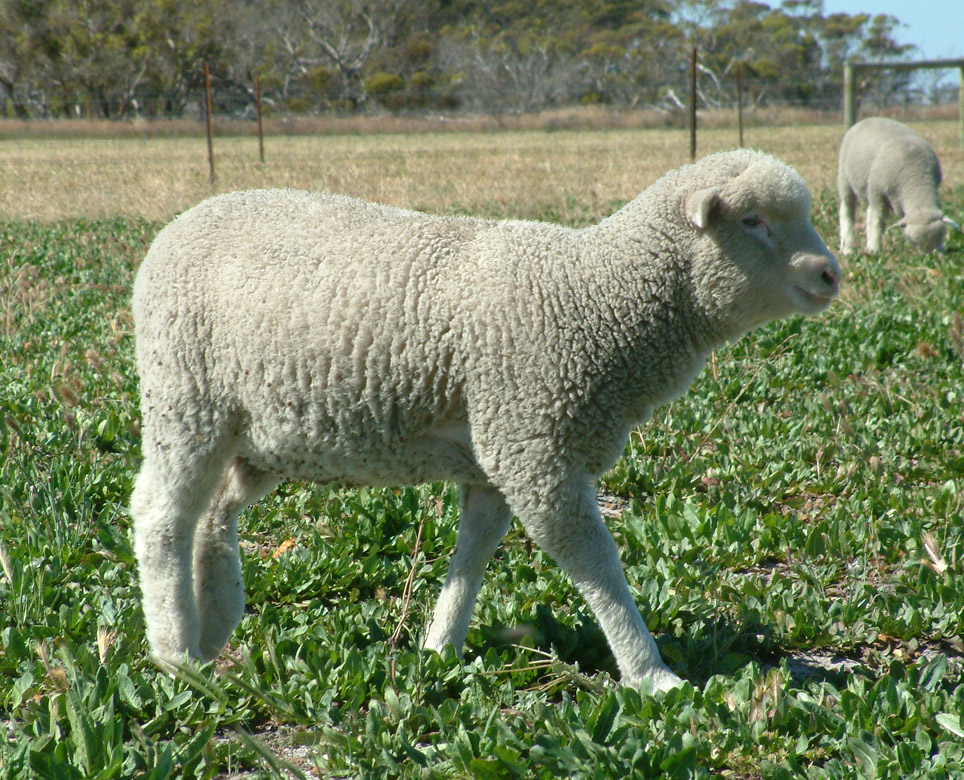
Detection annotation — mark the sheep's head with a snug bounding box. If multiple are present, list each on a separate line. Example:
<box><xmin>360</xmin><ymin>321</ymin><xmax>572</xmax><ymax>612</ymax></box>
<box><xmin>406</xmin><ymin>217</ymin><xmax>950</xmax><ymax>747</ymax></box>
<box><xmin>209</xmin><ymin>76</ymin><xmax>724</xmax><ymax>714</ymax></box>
<box><xmin>682</xmin><ymin>152</ymin><xmax>840</xmax><ymax>334</ymax></box>
<box><xmin>897</xmin><ymin>210</ymin><xmax>948</xmax><ymax>253</ymax></box>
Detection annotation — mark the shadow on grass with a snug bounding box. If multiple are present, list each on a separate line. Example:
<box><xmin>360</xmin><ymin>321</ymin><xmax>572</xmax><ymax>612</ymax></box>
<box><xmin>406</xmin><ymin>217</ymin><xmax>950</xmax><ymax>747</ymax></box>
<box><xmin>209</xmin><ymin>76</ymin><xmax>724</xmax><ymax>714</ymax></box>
<box><xmin>474</xmin><ymin>609</ymin><xmax>869</xmax><ymax>691</ymax></box>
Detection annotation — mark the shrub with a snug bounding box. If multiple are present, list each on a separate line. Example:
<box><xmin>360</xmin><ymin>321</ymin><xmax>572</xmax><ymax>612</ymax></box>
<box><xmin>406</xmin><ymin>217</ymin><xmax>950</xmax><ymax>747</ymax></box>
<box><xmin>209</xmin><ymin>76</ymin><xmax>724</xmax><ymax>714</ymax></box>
<box><xmin>364</xmin><ymin>72</ymin><xmax>405</xmax><ymax>97</ymax></box>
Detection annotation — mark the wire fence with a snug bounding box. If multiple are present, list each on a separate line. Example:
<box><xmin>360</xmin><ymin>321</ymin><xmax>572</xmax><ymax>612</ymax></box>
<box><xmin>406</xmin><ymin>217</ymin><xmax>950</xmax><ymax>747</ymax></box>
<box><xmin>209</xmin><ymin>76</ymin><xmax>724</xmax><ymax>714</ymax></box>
<box><xmin>2</xmin><ymin>59</ymin><xmax>960</xmax><ymax>127</ymax></box>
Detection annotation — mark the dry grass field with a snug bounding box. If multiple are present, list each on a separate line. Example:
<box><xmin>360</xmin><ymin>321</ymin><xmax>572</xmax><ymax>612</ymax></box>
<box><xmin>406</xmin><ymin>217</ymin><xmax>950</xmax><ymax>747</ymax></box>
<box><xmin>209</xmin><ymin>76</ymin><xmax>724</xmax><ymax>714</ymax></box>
<box><xmin>3</xmin><ymin>116</ymin><xmax>961</xmax><ymax>224</ymax></box>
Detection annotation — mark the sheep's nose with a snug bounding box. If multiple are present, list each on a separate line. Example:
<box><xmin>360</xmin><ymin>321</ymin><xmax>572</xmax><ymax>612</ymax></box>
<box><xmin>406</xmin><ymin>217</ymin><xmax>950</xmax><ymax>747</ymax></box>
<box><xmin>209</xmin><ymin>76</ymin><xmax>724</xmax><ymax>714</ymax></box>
<box><xmin>818</xmin><ymin>250</ymin><xmax>842</xmax><ymax>294</ymax></box>
<box><xmin>821</xmin><ymin>267</ymin><xmax>840</xmax><ymax>293</ymax></box>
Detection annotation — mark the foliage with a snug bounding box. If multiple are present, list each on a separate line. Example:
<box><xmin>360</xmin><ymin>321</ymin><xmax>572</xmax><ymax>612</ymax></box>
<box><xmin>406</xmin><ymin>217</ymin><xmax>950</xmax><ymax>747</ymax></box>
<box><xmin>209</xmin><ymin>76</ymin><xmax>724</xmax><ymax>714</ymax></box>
<box><xmin>0</xmin><ymin>0</ymin><xmax>921</xmax><ymax>119</ymax></box>
<box><xmin>1</xmin><ymin>150</ymin><xmax>963</xmax><ymax>777</ymax></box>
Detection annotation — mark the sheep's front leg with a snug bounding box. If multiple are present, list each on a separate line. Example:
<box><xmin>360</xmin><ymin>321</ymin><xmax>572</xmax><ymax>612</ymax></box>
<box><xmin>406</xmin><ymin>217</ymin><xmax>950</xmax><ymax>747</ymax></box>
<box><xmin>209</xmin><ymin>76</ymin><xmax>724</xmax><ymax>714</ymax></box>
<box><xmin>838</xmin><ymin>186</ymin><xmax>858</xmax><ymax>254</ymax></box>
<box><xmin>865</xmin><ymin>194</ymin><xmax>889</xmax><ymax>252</ymax></box>
<box><xmin>514</xmin><ymin>480</ymin><xmax>682</xmax><ymax>692</ymax></box>
<box><xmin>193</xmin><ymin>459</ymin><xmax>278</xmax><ymax>661</ymax></box>
<box><xmin>424</xmin><ymin>483</ymin><xmax>512</xmax><ymax>654</ymax></box>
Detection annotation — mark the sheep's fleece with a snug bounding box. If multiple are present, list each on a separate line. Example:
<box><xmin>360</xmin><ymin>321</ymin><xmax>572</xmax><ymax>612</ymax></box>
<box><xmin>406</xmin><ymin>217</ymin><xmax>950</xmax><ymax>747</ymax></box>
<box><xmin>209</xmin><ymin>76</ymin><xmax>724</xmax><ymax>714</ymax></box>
<box><xmin>132</xmin><ymin>149</ymin><xmax>840</xmax><ymax>691</ymax></box>
<box><xmin>838</xmin><ymin>117</ymin><xmax>951</xmax><ymax>253</ymax></box>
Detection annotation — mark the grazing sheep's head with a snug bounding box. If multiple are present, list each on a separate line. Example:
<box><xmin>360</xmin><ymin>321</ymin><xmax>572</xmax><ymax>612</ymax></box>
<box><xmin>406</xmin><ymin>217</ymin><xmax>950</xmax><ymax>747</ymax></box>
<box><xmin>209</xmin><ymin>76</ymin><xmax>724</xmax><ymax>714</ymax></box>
<box><xmin>682</xmin><ymin>152</ymin><xmax>841</xmax><ymax>333</ymax></box>
<box><xmin>896</xmin><ymin>210</ymin><xmax>949</xmax><ymax>253</ymax></box>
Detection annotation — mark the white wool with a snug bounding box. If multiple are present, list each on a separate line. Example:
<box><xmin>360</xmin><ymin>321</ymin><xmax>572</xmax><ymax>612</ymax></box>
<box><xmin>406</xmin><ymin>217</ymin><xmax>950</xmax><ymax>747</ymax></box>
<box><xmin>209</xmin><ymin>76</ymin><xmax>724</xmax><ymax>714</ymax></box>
<box><xmin>838</xmin><ymin>117</ymin><xmax>952</xmax><ymax>253</ymax></box>
<box><xmin>131</xmin><ymin>149</ymin><xmax>840</xmax><ymax>691</ymax></box>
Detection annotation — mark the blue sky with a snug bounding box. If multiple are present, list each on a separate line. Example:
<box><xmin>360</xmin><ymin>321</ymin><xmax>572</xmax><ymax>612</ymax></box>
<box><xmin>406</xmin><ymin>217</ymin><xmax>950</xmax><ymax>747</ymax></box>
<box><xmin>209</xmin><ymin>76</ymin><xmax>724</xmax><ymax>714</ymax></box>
<box><xmin>820</xmin><ymin>1</ymin><xmax>964</xmax><ymax>61</ymax></box>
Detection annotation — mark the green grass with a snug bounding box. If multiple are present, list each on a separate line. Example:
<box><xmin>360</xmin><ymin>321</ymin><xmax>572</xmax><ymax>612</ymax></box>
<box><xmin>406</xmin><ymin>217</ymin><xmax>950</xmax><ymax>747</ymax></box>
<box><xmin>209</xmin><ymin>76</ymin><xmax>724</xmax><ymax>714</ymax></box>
<box><xmin>1</xmin><ymin>186</ymin><xmax>964</xmax><ymax>779</ymax></box>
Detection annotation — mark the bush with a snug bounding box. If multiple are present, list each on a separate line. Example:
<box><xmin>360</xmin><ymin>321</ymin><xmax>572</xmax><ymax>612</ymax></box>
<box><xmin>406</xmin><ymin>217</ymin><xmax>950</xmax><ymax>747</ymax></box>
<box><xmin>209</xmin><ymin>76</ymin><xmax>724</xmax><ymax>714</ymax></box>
<box><xmin>411</xmin><ymin>71</ymin><xmax>435</xmax><ymax>90</ymax></box>
<box><xmin>363</xmin><ymin>72</ymin><xmax>405</xmax><ymax>97</ymax></box>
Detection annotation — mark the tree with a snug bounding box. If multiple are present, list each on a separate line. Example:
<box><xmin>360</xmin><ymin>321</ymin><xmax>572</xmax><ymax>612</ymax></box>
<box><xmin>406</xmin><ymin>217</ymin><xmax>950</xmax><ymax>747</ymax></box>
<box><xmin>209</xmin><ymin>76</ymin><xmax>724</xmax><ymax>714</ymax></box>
<box><xmin>813</xmin><ymin>10</ymin><xmax>914</xmax><ymax>109</ymax></box>
<box><xmin>134</xmin><ymin>0</ymin><xmax>243</xmax><ymax>116</ymax></box>
<box><xmin>43</xmin><ymin>0</ymin><xmax>151</xmax><ymax>117</ymax></box>
<box><xmin>668</xmin><ymin>0</ymin><xmax>911</xmax><ymax>112</ymax></box>
<box><xmin>0</xmin><ymin>0</ymin><xmax>926</xmax><ymax>119</ymax></box>
<box><xmin>292</xmin><ymin>0</ymin><xmax>416</xmax><ymax>107</ymax></box>
<box><xmin>437</xmin><ymin>29</ymin><xmax>580</xmax><ymax>114</ymax></box>
<box><xmin>579</xmin><ymin>1</ymin><xmax>682</xmax><ymax>106</ymax></box>
<box><xmin>0</xmin><ymin>0</ymin><xmax>47</xmax><ymax>117</ymax></box>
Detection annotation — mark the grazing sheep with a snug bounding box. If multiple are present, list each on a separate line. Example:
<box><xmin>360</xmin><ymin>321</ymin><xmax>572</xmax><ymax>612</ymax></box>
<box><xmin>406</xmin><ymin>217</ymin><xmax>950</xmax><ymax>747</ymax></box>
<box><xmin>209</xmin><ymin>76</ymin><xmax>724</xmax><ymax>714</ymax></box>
<box><xmin>838</xmin><ymin>117</ymin><xmax>957</xmax><ymax>253</ymax></box>
<box><xmin>131</xmin><ymin>149</ymin><xmax>840</xmax><ymax>692</ymax></box>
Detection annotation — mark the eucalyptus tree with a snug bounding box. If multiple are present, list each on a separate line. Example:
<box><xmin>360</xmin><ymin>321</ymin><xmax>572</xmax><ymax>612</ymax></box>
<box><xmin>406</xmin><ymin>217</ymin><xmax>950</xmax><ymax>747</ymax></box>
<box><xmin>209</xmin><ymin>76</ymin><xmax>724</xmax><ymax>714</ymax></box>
<box><xmin>0</xmin><ymin>0</ymin><xmax>46</xmax><ymax>116</ymax></box>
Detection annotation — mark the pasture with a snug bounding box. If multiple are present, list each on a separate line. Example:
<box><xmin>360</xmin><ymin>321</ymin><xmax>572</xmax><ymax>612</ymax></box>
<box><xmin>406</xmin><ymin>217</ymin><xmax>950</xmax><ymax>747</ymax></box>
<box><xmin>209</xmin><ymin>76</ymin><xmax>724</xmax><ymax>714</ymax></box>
<box><xmin>1</xmin><ymin>118</ymin><xmax>963</xmax><ymax>779</ymax></box>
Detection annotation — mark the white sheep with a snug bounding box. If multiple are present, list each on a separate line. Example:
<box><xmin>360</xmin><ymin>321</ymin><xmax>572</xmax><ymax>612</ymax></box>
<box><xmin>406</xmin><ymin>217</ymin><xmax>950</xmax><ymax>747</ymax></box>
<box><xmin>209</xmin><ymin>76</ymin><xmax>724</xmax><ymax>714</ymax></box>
<box><xmin>131</xmin><ymin>149</ymin><xmax>840</xmax><ymax>692</ymax></box>
<box><xmin>838</xmin><ymin>117</ymin><xmax>957</xmax><ymax>253</ymax></box>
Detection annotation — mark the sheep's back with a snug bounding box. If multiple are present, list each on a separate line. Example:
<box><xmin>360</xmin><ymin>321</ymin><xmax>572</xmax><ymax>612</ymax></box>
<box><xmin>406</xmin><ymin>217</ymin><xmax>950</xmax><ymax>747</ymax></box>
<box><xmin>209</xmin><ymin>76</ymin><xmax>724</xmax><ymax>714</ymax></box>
<box><xmin>133</xmin><ymin>190</ymin><xmax>484</xmax><ymax>482</ymax></box>
<box><xmin>839</xmin><ymin>118</ymin><xmax>941</xmax><ymax>202</ymax></box>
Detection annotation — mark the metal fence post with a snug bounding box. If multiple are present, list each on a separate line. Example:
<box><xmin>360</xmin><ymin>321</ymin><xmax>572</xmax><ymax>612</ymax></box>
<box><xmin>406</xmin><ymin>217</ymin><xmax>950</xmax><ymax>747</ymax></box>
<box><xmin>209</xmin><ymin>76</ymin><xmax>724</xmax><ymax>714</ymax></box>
<box><xmin>689</xmin><ymin>47</ymin><xmax>697</xmax><ymax>160</ymax></box>
<box><xmin>204</xmin><ymin>61</ymin><xmax>215</xmax><ymax>183</ymax></box>
<box><xmin>255</xmin><ymin>73</ymin><xmax>265</xmax><ymax>164</ymax></box>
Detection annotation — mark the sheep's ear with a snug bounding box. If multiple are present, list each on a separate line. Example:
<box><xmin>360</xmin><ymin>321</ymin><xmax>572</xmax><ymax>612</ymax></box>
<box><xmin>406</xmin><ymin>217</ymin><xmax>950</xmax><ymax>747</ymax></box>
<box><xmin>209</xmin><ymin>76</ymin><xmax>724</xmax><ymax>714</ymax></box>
<box><xmin>943</xmin><ymin>215</ymin><xmax>961</xmax><ymax>233</ymax></box>
<box><xmin>685</xmin><ymin>187</ymin><xmax>722</xmax><ymax>230</ymax></box>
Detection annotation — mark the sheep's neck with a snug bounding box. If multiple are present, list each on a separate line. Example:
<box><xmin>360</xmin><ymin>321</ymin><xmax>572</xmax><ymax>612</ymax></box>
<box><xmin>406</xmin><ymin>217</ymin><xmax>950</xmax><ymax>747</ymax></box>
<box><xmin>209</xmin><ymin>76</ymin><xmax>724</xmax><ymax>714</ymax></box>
<box><xmin>555</xmin><ymin>227</ymin><xmax>726</xmax><ymax>426</ymax></box>
<box><xmin>581</xmin><ymin>223</ymin><xmax>729</xmax><ymax>355</ymax></box>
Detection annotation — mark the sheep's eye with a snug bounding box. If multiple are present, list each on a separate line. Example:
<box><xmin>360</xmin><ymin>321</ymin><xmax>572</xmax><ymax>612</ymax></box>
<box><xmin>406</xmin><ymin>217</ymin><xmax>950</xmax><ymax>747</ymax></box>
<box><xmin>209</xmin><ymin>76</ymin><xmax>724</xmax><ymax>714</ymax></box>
<box><xmin>742</xmin><ymin>214</ymin><xmax>772</xmax><ymax>238</ymax></box>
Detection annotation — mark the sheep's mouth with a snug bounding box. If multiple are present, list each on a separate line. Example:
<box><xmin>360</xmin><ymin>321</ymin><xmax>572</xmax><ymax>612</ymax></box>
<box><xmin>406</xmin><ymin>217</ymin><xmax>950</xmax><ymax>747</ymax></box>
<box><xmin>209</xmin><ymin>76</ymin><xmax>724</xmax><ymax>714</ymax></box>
<box><xmin>793</xmin><ymin>285</ymin><xmax>836</xmax><ymax>309</ymax></box>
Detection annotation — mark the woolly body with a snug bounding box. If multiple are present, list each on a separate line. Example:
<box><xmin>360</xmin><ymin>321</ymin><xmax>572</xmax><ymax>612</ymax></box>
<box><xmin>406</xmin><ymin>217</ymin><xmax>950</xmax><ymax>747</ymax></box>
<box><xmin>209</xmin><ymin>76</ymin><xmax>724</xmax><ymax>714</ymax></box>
<box><xmin>838</xmin><ymin>117</ymin><xmax>947</xmax><ymax>253</ymax></box>
<box><xmin>132</xmin><ymin>149</ymin><xmax>840</xmax><ymax>691</ymax></box>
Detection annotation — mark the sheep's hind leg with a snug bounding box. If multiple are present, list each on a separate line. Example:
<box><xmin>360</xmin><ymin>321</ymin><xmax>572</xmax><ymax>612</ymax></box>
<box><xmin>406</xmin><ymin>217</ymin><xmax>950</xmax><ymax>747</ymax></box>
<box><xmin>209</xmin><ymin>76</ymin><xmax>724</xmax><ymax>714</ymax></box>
<box><xmin>424</xmin><ymin>483</ymin><xmax>512</xmax><ymax>654</ymax></box>
<box><xmin>511</xmin><ymin>479</ymin><xmax>682</xmax><ymax>692</ymax></box>
<box><xmin>131</xmin><ymin>442</ymin><xmax>235</xmax><ymax>667</ymax></box>
<box><xmin>193</xmin><ymin>459</ymin><xmax>278</xmax><ymax>661</ymax></box>
<box><xmin>839</xmin><ymin>187</ymin><xmax>858</xmax><ymax>253</ymax></box>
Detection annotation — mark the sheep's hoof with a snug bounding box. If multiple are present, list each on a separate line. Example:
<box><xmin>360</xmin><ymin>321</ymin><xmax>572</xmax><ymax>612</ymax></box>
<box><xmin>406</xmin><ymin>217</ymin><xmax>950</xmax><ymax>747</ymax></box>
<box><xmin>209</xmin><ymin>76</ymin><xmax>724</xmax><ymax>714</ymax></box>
<box><xmin>627</xmin><ymin>666</ymin><xmax>685</xmax><ymax>694</ymax></box>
